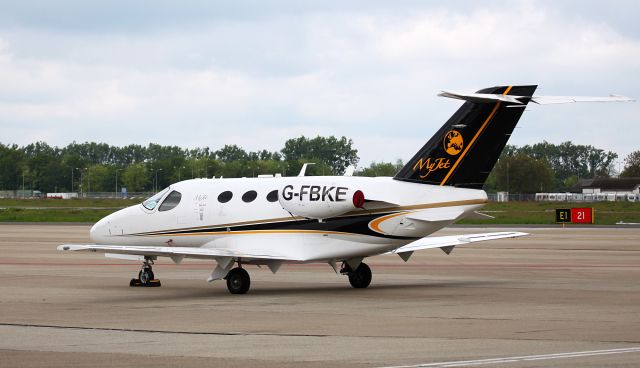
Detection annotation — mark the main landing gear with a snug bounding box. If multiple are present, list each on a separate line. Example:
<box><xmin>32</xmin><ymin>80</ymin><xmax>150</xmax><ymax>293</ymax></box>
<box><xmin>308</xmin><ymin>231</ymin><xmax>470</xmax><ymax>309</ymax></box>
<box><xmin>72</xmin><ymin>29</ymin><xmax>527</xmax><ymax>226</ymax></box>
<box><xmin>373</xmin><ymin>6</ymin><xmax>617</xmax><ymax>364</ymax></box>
<box><xmin>341</xmin><ymin>262</ymin><xmax>372</xmax><ymax>289</ymax></box>
<box><xmin>225</xmin><ymin>267</ymin><xmax>251</xmax><ymax>294</ymax></box>
<box><xmin>130</xmin><ymin>258</ymin><xmax>161</xmax><ymax>287</ymax></box>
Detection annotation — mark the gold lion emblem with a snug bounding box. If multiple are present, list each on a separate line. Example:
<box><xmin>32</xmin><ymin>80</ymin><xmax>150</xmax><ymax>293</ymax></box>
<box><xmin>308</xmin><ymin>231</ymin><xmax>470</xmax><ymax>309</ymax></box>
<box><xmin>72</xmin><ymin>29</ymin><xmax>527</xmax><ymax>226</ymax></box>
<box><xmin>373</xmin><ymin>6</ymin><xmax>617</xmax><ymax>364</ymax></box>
<box><xmin>443</xmin><ymin>130</ymin><xmax>463</xmax><ymax>155</ymax></box>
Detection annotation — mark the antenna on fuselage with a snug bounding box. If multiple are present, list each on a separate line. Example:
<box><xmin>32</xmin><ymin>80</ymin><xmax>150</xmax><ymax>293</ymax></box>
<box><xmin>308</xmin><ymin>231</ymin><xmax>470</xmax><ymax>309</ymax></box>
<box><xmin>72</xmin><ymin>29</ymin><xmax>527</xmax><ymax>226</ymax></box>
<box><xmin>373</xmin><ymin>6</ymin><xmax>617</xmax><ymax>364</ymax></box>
<box><xmin>298</xmin><ymin>163</ymin><xmax>316</xmax><ymax>177</ymax></box>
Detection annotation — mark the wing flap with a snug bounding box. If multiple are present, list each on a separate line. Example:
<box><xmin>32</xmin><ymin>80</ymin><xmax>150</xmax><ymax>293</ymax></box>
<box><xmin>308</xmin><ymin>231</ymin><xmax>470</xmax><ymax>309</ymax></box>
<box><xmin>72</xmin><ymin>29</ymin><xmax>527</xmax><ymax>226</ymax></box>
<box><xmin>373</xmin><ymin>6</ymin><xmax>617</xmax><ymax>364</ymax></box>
<box><xmin>389</xmin><ymin>231</ymin><xmax>528</xmax><ymax>256</ymax></box>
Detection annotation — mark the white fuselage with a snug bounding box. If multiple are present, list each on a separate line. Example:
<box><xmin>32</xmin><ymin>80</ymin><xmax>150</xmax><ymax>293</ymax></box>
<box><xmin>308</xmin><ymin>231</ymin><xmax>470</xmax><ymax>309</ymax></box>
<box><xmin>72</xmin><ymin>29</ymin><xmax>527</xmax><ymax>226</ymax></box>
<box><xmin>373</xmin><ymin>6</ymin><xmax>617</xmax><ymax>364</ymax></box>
<box><xmin>90</xmin><ymin>176</ymin><xmax>487</xmax><ymax>263</ymax></box>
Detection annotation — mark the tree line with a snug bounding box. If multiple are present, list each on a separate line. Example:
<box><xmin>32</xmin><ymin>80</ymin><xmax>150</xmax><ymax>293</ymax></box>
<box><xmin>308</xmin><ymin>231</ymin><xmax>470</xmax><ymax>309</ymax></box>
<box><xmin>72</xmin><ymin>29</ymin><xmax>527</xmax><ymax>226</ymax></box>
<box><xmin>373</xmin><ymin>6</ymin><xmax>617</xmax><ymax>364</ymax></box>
<box><xmin>0</xmin><ymin>138</ymin><xmax>637</xmax><ymax>194</ymax></box>
<box><xmin>0</xmin><ymin>136</ymin><xmax>358</xmax><ymax>193</ymax></box>
<box><xmin>485</xmin><ymin>142</ymin><xmax>639</xmax><ymax>193</ymax></box>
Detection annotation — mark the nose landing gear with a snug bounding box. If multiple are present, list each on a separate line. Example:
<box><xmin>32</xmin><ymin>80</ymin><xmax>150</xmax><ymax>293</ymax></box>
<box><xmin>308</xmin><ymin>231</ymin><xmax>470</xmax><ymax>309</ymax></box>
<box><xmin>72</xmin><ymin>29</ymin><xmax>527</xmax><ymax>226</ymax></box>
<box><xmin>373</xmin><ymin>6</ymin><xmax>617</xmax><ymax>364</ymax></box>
<box><xmin>130</xmin><ymin>257</ymin><xmax>162</xmax><ymax>287</ymax></box>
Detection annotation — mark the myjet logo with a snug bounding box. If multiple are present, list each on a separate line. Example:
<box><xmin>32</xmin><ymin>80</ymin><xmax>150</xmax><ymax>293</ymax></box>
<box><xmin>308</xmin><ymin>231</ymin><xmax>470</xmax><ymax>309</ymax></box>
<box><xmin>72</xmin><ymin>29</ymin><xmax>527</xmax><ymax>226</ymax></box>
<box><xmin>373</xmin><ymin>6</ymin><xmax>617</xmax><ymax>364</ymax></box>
<box><xmin>444</xmin><ymin>130</ymin><xmax>463</xmax><ymax>155</ymax></box>
<box><xmin>412</xmin><ymin>157</ymin><xmax>451</xmax><ymax>179</ymax></box>
<box><xmin>412</xmin><ymin>130</ymin><xmax>463</xmax><ymax>179</ymax></box>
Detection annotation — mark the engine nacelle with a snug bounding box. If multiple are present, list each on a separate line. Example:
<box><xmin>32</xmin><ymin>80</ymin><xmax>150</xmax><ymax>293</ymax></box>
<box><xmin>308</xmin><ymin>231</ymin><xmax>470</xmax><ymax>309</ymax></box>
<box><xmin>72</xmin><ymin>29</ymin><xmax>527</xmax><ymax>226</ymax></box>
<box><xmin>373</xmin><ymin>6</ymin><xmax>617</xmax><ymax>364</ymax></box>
<box><xmin>279</xmin><ymin>184</ymin><xmax>365</xmax><ymax>220</ymax></box>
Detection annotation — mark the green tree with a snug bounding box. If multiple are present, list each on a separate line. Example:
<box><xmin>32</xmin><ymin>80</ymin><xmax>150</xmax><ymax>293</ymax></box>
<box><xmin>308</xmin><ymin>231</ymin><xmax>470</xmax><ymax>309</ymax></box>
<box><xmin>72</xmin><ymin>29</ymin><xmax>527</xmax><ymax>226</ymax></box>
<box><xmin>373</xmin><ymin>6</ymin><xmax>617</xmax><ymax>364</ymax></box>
<box><xmin>281</xmin><ymin>135</ymin><xmax>358</xmax><ymax>174</ymax></box>
<box><xmin>86</xmin><ymin>165</ymin><xmax>113</xmax><ymax>192</ymax></box>
<box><xmin>0</xmin><ymin>143</ymin><xmax>23</xmax><ymax>190</ymax></box>
<box><xmin>518</xmin><ymin>141</ymin><xmax>617</xmax><ymax>188</ymax></box>
<box><xmin>216</xmin><ymin>144</ymin><xmax>248</xmax><ymax>162</ymax></box>
<box><xmin>357</xmin><ymin>160</ymin><xmax>404</xmax><ymax>177</ymax></box>
<box><xmin>620</xmin><ymin>150</ymin><xmax>640</xmax><ymax>177</ymax></box>
<box><xmin>22</xmin><ymin>142</ymin><xmax>66</xmax><ymax>192</ymax></box>
<box><xmin>122</xmin><ymin>163</ymin><xmax>150</xmax><ymax>192</ymax></box>
<box><xmin>493</xmin><ymin>154</ymin><xmax>554</xmax><ymax>193</ymax></box>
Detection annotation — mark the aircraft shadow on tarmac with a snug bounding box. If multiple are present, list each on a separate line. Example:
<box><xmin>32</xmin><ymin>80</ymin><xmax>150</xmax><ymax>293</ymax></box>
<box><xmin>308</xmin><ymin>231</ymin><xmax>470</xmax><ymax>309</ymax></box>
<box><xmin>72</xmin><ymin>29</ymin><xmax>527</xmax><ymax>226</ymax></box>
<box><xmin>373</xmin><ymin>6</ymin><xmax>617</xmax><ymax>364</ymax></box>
<box><xmin>93</xmin><ymin>279</ymin><xmax>506</xmax><ymax>303</ymax></box>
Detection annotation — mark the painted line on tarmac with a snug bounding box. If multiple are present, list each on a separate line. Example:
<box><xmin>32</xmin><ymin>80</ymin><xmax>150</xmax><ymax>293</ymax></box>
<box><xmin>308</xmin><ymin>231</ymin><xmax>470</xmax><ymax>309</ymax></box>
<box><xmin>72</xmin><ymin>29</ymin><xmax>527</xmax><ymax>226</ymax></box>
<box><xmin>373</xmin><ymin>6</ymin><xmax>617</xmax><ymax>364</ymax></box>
<box><xmin>380</xmin><ymin>347</ymin><xmax>640</xmax><ymax>367</ymax></box>
<box><xmin>0</xmin><ymin>322</ymin><xmax>332</xmax><ymax>338</ymax></box>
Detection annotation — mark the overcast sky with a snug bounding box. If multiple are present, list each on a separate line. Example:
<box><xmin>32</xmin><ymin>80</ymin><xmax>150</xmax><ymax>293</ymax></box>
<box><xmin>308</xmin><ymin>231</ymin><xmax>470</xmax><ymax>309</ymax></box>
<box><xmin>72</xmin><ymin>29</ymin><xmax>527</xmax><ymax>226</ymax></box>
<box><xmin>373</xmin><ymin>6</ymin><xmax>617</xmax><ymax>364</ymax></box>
<box><xmin>0</xmin><ymin>0</ymin><xmax>638</xmax><ymax>168</ymax></box>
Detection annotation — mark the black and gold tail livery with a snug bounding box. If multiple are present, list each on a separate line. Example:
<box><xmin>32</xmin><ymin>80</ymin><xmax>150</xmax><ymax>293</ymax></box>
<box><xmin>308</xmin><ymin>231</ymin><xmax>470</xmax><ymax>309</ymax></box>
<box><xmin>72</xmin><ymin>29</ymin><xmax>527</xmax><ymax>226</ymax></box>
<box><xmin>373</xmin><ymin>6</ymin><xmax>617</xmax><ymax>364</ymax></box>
<box><xmin>394</xmin><ymin>85</ymin><xmax>537</xmax><ymax>189</ymax></box>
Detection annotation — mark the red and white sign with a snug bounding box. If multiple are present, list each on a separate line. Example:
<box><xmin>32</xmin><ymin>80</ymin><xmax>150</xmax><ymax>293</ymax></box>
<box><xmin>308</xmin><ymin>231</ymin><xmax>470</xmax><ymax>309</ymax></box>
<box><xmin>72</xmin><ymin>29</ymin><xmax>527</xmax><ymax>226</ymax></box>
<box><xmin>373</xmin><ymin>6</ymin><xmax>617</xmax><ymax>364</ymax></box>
<box><xmin>571</xmin><ymin>208</ymin><xmax>594</xmax><ymax>224</ymax></box>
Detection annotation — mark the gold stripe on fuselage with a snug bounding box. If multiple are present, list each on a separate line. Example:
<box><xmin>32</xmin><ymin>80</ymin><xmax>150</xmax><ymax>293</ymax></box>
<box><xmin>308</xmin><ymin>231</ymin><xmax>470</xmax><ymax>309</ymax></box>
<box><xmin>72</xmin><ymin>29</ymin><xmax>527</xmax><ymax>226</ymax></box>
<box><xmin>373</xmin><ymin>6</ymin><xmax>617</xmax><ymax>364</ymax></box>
<box><xmin>154</xmin><ymin>229</ymin><xmax>360</xmax><ymax>237</ymax></box>
<box><xmin>134</xmin><ymin>198</ymin><xmax>487</xmax><ymax>237</ymax></box>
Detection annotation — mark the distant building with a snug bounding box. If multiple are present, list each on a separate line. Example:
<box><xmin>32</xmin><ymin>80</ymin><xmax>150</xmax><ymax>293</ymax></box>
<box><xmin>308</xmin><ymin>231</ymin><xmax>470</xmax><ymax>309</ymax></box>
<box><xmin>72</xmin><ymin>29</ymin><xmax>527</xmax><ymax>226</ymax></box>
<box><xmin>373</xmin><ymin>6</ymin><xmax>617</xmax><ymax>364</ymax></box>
<box><xmin>535</xmin><ymin>178</ymin><xmax>640</xmax><ymax>202</ymax></box>
<box><xmin>576</xmin><ymin>178</ymin><xmax>640</xmax><ymax>195</ymax></box>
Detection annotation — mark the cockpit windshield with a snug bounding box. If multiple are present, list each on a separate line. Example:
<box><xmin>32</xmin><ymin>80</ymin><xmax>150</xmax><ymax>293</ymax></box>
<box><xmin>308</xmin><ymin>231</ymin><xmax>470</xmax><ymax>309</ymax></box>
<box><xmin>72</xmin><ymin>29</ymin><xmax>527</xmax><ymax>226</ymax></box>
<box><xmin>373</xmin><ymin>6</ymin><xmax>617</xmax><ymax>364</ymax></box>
<box><xmin>142</xmin><ymin>187</ymin><xmax>170</xmax><ymax>210</ymax></box>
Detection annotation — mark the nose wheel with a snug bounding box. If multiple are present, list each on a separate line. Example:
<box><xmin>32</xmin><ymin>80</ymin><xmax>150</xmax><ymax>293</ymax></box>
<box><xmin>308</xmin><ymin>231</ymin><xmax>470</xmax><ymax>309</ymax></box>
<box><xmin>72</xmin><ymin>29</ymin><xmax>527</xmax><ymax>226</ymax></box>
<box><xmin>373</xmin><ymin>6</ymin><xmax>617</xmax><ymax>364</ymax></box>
<box><xmin>130</xmin><ymin>258</ymin><xmax>161</xmax><ymax>287</ymax></box>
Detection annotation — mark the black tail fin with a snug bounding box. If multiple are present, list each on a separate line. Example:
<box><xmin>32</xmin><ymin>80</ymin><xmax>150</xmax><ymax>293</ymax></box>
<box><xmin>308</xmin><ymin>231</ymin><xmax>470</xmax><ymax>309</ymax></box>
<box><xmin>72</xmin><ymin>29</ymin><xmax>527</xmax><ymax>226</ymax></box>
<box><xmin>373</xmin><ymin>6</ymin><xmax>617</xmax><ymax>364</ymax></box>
<box><xmin>394</xmin><ymin>85</ymin><xmax>537</xmax><ymax>189</ymax></box>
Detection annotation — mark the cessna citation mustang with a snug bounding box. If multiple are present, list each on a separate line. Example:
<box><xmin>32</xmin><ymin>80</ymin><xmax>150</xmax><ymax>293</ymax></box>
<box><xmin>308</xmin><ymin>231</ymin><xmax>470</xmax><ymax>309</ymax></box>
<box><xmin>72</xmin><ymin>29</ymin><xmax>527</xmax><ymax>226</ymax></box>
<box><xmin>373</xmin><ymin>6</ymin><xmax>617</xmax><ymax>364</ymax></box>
<box><xmin>58</xmin><ymin>85</ymin><xmax>633</xmax><ymax>294</ymax></box>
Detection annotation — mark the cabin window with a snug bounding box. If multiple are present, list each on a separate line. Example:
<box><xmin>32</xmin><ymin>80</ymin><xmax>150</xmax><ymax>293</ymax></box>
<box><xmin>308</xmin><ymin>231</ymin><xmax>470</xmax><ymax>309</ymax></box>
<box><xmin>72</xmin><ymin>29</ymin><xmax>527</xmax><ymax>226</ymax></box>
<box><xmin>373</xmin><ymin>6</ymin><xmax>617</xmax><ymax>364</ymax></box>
<box><xmin>218</xmin><ymin>191</ymin><xmax>233</xmax><ymax>203</ymax></box>
<box><xmin>242</xmin><ymin>190</ymin><xmax>257</xmax><ymax>203</ymax></box>
<box><xmin>142</xmin><ymin>188</ymin><xmax>170</xmax><ymax>210</ymax></box>
<box><xmin>158</xmin><ymin>191</ymin><xmax>182</xmax><ymax>212</ymax></box>
<box><xmin>266</xmin><ymin>190</ymin><xmax>278</xmax><ymax>202</ymax></box>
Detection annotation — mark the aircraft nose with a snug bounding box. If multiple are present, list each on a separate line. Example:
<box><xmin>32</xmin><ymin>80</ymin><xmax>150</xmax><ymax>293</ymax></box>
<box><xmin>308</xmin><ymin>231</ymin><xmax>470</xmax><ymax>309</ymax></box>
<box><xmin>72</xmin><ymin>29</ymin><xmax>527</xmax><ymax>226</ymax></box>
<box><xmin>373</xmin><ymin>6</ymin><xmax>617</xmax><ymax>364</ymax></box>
<box><xmin>90</xmin><ymin>217</ymin><xmax>109</xmax><ymax>243</ymax></box>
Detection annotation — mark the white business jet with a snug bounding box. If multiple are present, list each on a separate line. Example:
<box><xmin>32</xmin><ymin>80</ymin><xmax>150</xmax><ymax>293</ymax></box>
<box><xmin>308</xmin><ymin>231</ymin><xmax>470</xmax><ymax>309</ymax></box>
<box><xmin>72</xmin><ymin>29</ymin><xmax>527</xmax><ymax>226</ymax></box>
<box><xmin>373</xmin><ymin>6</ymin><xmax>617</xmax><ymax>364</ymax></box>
<box><xmin>58</xmin><ymin>85</ymin><xmax>633</xmax><ymax>294</ymax></box>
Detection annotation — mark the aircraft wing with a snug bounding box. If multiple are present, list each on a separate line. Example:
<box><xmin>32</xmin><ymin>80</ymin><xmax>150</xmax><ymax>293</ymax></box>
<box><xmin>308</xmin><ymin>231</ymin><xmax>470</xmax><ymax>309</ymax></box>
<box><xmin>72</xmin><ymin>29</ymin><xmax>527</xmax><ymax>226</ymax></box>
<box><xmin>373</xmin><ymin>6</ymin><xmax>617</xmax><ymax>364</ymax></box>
<box><xmin>387</xmin><ymin>231</ymin><xmax>528</xmax><ymax>260</ymax></box>
<box><xmin>57</xmin><ymin>244</ymin><xmax>295</xmax><ymax>262</ymax></box>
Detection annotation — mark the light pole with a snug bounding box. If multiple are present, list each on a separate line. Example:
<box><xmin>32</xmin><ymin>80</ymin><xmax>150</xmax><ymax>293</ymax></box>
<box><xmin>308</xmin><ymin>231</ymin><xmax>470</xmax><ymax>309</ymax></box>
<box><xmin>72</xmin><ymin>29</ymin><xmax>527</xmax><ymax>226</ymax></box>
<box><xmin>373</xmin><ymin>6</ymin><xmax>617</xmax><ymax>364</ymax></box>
<box><xmin>506</xmin><ymin>161</ymin><xmax>510</xmax><ymax>195</ymax></box>
<box><xmin>175</xmin><ymin>166</ymin><xmax>184</xmax><ymax>181</ymax></box>
<box><xmin>154</xmin><ymin>169</ymin><xmax>163</xmax><ymax>193</ymax></box>
<box><xmin>71</xmin><ymin>167</ymin><xmax>79</xmax><ymax>194</ymax></box>
<box><xmin>72</xmin><ymin>167</ymin><xmax>80</xmax><ymax>194</ymax></box>
<box><xmin>81</xmin><ymin>168</ymin><xmax>87</xmax><ymax>198</ymax></box>
<box><xmin>115</xmin><ymin>169</ymin><xmax>122</xmax><ymax>198</ymax></box>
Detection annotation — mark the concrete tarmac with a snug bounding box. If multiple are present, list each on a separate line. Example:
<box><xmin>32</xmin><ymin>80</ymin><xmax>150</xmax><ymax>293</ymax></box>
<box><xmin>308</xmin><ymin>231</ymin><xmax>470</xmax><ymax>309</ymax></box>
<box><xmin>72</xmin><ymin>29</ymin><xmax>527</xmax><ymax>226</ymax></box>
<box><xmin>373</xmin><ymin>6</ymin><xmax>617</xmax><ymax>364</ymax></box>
<box><xmin>0</xmin><ymin>224</ymin><xmax>638</xmax><ymax>367</ymax></box>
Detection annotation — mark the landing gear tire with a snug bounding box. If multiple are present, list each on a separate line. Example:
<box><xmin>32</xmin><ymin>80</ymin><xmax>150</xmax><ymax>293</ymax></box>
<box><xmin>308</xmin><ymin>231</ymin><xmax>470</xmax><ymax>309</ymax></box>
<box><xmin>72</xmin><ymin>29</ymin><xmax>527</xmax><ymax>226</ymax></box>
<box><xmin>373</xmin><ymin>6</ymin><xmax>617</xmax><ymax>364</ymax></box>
<box><xmin>225</xmin><ymin>267</ymin><xmax>251</xmax><ymax>294</ymax></box>
<box><xmin>130</xmin><ymin>258</ymin><xmax>160</xmax><ymax>287</ymax></box>
<box><xmin>139</xmin><ymin>268</ymin><xmax>155</xmax><ymax>285</ymax></box>
<box><xmin>348</xmin><ymin>262</ymin><xmax>372</xmax><ymax>289</ymax></box>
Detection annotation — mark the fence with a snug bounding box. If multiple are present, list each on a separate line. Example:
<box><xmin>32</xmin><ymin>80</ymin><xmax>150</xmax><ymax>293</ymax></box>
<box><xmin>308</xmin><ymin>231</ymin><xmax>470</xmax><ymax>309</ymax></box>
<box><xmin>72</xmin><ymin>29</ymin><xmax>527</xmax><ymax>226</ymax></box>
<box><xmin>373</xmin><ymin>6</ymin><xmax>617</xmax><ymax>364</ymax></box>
<box><xmin>3</xmin><ymin>190</ymin><xmax>639</xmax><ymax>203</ymax></box>
<box><xmin>0</xmin><ymin>191</ymin><xmax>151</xmax><ymax>200</ymax></box>
<box><xmin>488</xmin><ymin>192</ymin><xmax>639</xmax><ymax>202</ymax></box>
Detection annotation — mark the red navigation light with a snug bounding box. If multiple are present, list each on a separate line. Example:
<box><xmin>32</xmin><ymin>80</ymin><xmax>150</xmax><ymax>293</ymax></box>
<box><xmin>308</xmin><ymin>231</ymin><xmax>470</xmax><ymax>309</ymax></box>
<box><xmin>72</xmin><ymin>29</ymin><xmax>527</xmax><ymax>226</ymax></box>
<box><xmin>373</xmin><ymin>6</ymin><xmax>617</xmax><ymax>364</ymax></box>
<box><xmin>353</xmin><ymin>190</ymin><xmax>365</xmax><ymax>208</ymax></box>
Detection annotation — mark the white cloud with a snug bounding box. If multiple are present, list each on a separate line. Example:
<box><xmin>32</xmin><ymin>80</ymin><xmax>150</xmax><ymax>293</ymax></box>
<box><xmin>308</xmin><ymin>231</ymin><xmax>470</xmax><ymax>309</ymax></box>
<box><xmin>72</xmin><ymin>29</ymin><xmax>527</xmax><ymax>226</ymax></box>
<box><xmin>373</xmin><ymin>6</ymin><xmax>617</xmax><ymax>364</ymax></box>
<box><xmin>0</xmin><ymin>1</ymin><xmax>638</xmax><ymax>164</ymax></box>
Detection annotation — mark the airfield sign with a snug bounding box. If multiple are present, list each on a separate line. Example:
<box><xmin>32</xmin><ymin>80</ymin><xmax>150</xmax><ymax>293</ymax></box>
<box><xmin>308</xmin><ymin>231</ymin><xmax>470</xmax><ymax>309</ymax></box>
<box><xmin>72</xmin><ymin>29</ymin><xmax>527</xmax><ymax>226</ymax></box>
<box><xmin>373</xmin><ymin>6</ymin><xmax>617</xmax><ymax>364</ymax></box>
<box><xmin>556</xmin><ymin>208</ymin><xmax>594</xmax><ymax>224</ymax></box>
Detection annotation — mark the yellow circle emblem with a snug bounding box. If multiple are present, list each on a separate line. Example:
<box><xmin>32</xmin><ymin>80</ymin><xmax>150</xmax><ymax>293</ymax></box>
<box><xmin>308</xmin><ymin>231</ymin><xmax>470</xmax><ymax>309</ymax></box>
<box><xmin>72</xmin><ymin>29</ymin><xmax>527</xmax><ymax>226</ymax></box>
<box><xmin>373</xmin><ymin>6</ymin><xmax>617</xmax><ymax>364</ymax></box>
<box><xmin>444</xmin><ymin>130</ymin><xmax>463</xmax><ymax>155</ymax></box>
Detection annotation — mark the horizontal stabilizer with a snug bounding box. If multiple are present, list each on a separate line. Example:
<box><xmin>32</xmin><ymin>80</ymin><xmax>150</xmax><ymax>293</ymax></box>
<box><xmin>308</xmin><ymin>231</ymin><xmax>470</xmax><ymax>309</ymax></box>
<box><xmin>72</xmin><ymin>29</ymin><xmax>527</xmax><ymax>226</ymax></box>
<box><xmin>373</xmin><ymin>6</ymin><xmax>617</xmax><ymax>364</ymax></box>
<box><xmin>440</xmin><ymin>90</ymin><xmax>634</xmax><ymax>105</ymax></box>
<box><xmin>438</xmin><ymin>91</ymin><xmax>524</xmax><ymax>104</ymax></box>
<box><xmin>530</xmin><ymin>95</ymin><xmax>635</xmax><ymax>104</ymax></box>
<box><xmin>388</xmin><ymin>231</ymin><xmax>528</xmax><ymax>257</ymax></box>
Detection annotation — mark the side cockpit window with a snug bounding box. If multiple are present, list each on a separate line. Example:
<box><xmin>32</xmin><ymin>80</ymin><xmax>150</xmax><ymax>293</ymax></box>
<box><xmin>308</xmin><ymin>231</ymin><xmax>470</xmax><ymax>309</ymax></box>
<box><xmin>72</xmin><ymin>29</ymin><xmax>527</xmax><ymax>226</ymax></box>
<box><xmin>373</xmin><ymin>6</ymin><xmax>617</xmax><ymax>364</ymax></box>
<box><xmin>142</xmin><ymin>188</ymin><xmax>170</xmax><ymax>210</ymax></box>
<box><xmin>158</xmin><ymin>191</ymin><xmax>182</xmax><ymax>212</ymax></box>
